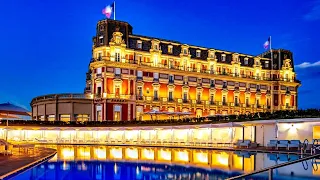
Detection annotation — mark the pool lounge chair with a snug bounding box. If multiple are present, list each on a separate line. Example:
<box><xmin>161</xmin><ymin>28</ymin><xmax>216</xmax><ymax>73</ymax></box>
<box><xmin>239</xmin><ymin>140</ymin><xmax>252</xmax><ymax>148</ymax></box>
<box><xmin>267</xmin><ymin>140</ymin><xmax>278</xmax><ymax>149</ymax></box>
<box><xmin>288</xmin><ymin>140</ymin><xmax>301</xmax><ymax>150</ymax></box>
<box><xmin>277</xmin><ymin>140</ymin><xmax>289</xmax><ymax>150</ymax></box>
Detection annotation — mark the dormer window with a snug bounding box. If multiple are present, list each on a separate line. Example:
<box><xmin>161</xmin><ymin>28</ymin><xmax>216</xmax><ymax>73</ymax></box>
<box><xmin>265</xmin><ymin>61</ymin><xmax>269</xmax><ymax>68</ymax></box>
<box><xmin>168</xmin><ymin>45</ymin><xmax>173</xmax><ymax>54</ymax></box>
<box><xmin>183</xmin><ymin>48</ymin><xmax>187</xmax><ymax>55</ymax></box>
<box><xmin>196</xmin><ymin>50</ymin><xmax>201</xmax><ymax>57</ymax></box>
<box><xmin>221</xmin><ymin>54</ymin><xmax>226</xmax><ymax>62</ymax></box>
<box><xmin>244</xmin><ymin>57</ymin><xmax>248</xmax><ymax>65</ymax></box>
<box><xmin>137</xmin><ymin>40</ymin><xmax>142</xmax><ymax>49</ymax></box>
<box><xmin>99</xmin><ymin>36</ymin><xmax>104</xmax><ymax>44</ymax></box>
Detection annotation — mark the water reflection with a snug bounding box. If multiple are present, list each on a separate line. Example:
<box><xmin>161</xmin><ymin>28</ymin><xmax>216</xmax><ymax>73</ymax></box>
<box><xmin>9</xmin><ymin>145</ymin><xmax>320</xmax><ymax>180</ymax></box>
<box><xmin>45</xmin><ymin>145</ymin><xmax>256</xmax><ymax>172</ymax></box>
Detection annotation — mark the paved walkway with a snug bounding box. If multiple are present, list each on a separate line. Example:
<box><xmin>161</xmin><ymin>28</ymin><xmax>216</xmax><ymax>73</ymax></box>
<box><xmin>0</xmin><ymin>147</ymin><xmax>56</xmax><ymax>178</ymax></box>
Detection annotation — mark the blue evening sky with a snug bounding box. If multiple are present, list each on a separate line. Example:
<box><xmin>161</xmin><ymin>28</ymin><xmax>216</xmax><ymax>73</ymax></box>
<box><xmin>0</xmin><ymin>0</ymin><xmax>319</xmax><ymax>110</ymax></box>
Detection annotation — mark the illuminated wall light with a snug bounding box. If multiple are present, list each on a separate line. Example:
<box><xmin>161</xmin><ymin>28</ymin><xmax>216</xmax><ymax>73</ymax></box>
<box><xmin>110</xmin><ymin>148</ymin><xmax>122</xmax><ymax>159</ymax></box>
<box><xmin>126</xmin><ymin>148</ymin><xmax>138</xmax><ymax>159</ymax></box>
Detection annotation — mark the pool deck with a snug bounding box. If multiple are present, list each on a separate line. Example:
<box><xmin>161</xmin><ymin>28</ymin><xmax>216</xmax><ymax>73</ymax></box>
<box><xmin>0</xmin><ymin>147</ymin><xmax>56</xmax><ymax>180</ymax></box>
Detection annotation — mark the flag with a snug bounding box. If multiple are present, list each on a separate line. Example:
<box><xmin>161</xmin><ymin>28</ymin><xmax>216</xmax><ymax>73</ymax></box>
<box><xmin>102</xmin><ymin>2</ymin><xmax>114</xmax><ymax>18</ymax></box>
<box><xmin>263</xmin><ymin>37</ymin><xmax>270</xmax><ymax>49</ymax></box>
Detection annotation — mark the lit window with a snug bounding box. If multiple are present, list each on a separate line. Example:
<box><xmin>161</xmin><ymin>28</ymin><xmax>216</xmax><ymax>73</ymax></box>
<box><xmin>99</xmin><ymin>36</ymin><xmax>104</xmax><ymax>44</ymax></box>
<box><xmin>137</xmin><ymin>71</ymin><xmax>142</xmax><ymax>77</ymax></box>
<box><xmin>222</xmin><ymin>54</ymin><xmax>226</xmax><ymax>61</ymax></box>
<box><xmin>153</xmin><ymin>72</ymin><xmax>159</xmax><ymax>79</ymax></box>
<box><xmin>265</xmin><ymin>61</ymin><xmax>269</xmax><ymax>68</ymax></box>
<box><xmin>97</xmin><ymin>67</ymin><xmax>102</xmax><ymax>74</ymax></box>
<box><xmin>114</xmin><ymin>105</ymin><xmax>121</xmax><ymax>121</ymax></box>
<box><xmin>47</xmin><ymin>115</ymin><xmax>55</xmax><ymax>121</ymax></box>
<box><xmin>60</xmin><ymin>114</ymin><xmax>71</xmax><ymax>122</ymax></box>
<box><xmin>168</xmin><ymin>45</ymin><xmax>173</xmax><ymax>53</ymax></box>
<box><xmin>39</xmin><ymin>116</ymin><xmax>45</xmax><ymax>121</ymax></box>
<box><xmin>137</xmin><ymin>40</ymin><xmax>142</xmax><ymax>49</ymax></box>
<box><xmin>115</xmin><ymin>68</ymin><xmax>121</xmax><ymax>75</ymax></box>
<box><xmin>244</xmin><ymin>58</ymin><xmax>248</xmax><ymax>65</ymax></box>
<box><xmin>76</xmin><ymin>114</ymin><xmax>89</xmax><ymax>122</ymax></box>
<box><xmin>196</xmin><ymin>50</ymin><xmax>201</xmax><ymax>57</ymax></box>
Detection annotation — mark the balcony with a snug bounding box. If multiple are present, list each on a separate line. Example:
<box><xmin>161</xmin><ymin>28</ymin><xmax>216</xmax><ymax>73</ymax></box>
<box><xmin>153</xmin><ymin>97</ymin><xmax>159</xmax><ymax>101</ymax></box>
<box><xmin>182</xmin><ymin>99</ymin><xmax>189</xmax><ymax>103</ymax></box>
<box><xmin>97</xmin><ymin>58</ymin><xmax>301</xmax><ymax>84</ymax></box>
<box><xmin>168</xmin><ymin>98</ymin><xmax>175</xmax><ymax>102</ymax></box>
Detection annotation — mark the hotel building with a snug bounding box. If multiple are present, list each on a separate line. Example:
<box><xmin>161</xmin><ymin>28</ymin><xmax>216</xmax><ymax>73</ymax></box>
<box><xmin>31</xmin><ymin>19</ymin><xmax>300</xmax><ymax>121</ymax></box>
<box><xmin>85</xmin><ymin>19</ymin><xmax>300</xmax><ymax>121</ymax></box>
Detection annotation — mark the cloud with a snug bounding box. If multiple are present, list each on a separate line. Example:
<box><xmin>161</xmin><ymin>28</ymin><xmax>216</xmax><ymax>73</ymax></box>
<box><xmin>295</xmin><ymin>61</ymin><xmax>320</xmax><ymax>68</ymax></box>
<box><xmin>304</xmin><ymin>0</ymin><xmax>320</xmax><ymax>21</ymax></box>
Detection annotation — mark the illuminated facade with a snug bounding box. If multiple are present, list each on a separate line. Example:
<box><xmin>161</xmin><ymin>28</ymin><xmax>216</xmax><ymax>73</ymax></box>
<box><xmin>86</xmin><ymin>19</ymin><xmax>300</xmax><ymax>121</ymax></box>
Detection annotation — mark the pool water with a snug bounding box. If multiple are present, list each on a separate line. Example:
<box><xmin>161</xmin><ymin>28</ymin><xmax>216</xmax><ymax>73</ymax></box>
<box><xmin>6</xmin><ymin>145</ymin><xmax>320</xmax><ymax>180</ymax></box>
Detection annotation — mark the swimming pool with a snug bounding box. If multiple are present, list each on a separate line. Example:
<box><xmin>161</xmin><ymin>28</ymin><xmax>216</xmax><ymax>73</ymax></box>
<box><xmin>6</xmin><ymin>145</ymin><xmax>320</xmax><ymax>180</ymax></box>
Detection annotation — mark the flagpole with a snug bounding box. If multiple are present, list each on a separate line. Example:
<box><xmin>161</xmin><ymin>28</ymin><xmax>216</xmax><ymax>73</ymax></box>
<box><xmin>270</xmin><ymin>36</ymin><xmax>274</xmax><ymax>112</ymax></box>
<box><xmin>114</xmin><ymin>1</ymin><xmax>116</xmax><ymax>20</ymax></box>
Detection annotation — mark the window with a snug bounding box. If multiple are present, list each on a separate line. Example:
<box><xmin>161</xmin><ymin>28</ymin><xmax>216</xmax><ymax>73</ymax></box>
<box><xmin>223</xmin><ymin>81</ymin><xmax>227</xmax><ymax>88</ymax></box>
<box><xmin>115</xmin><ymin>68</ymin><xmax>121</xmax><ymax>75</ymax></box>
<box><xmin>265</xmin><ymin>61</ymin><xmax>269</xmax><ymax>68</ymax></box>
<box><xmin>246</xmin><ymin>97</ymin><xmax>249</xmax><ymax>106</ymax></box>
<box><xmin>210</xmin><ymin>80</ymin><xmax>215</xmax><ymax>87</ymax></box>
<box><xmin>257</xmin><ymin>85</ymin><xmax>260</xmax><ymax>90</ymax></box>
<box><xmin>137</xmin><ymin>40</ymin><xmax>142</xmax><ymax>49</ymax></box>
<box><xmin>256</xmin><ymin>99</ymin><xmax>260</xmax><ymax>106</ymax></box>
<box><xmin>197</xmin><ymin>92</ymin><xmax>201</xmax><ymax>101</ymax></box>
<box><xmin>137</xmin><ymin>86</ymin><xmax>143</xmax><ymax>97</ymax></box>
<box><xmin>222</xmin><ymin>95</ymin><xmax>227</xmax><ymax>105</ymax></box>
<box><xmin>235</xmin><ymin>96</ymin><xmax>239</xmax><ymax>105</ymax></box>
<box><xmin>168</xmin><ymin>91</ymin><xmax>173</xmax><ymax>101</ymax></box>
<box><xmin>244</xmin><ymin>58</ymin><xmax>248</xmax><ymax>65</ymax></box>
<box><xmin>183</xmin><ymin>92</ymin><xmax>188</xmax><ymax>102</ymax></box>
<box><xmin>267</xmin><ymin>99</ymin><xmax>270</xmax><ymax>107</ymax></box>
<box><xmin>97</xmin><ymin>86</ymin><xmax>102</xmax><ymax>95</ymax></box>
<box><xmin>169</xmin><ymin>75</ymin><xmax>174</xmax><ymax>83</ymax></box>
<box><xmin>210</xmin><ymin>94</ymin><xmax>214</xmax><ymax>103</ymax></box>
<box><xmin>76</xmin><ymin>114</ymin><xmax>89</xmax><ymax>122</ymax></box>
<box><xmin>168</xmin><ymin>45</ymin><xmax>173</xmax><ymax>53</ymax></box>
<box><xmin>183</xmin><ymin>48</ymin><xmax>187</xmax><ymax>54</ymax></box>
<box><xmin>99</xmin><ymin>36</ymin><xmax>104</xmax><ymax>44</ymax></box>
<box><xmin>115</xmin><ymin>52</ymin><xmax>120</xmax><ymax>62</ymax></box>
<box><xmin>47</xmin><ymin>115</ymin><xmax>55</xmax><ymax>121</ymax></box>
<box><xmin>222</xmin><ymin>54</ymin><xmax>226</xmax><ymax>61</ymax></box>
<box><xmin>137</xmin><ymin>71</ymin><xmax>142</xmax><ymax>77</ymax></box>
<box><xmin>97</xmin><ymin>67</ymin><xmax>102</xmax><ymax>74</ymax></box>
<box><xmin>39</xmin><ymin>116</ymin><xmax>45</xmax><ymax>121</ymax></box>
<box><xmin>154</xmin><ymin>90</ymin><xmax>158</xmax><ymax>100</ymax></box>
<box><xmin>114</xmin><ymin>105</ymin><xmax>121</xmax><ymax>121</ymax></box>
<box><xmin>115</xmin><ymin>85</ymin><xmax>120</xmax><ymax>97</ymax></box>
<box><xmin>196</xmin><ymin>50</ymin><xmax>201</xmax><ymax>57</ymax></box>
<box><xmin>153</xmin><ymin>72</ymin><xmax>159</xmax><ymax>79</ymax></box>
<box><xmin>60</xmin><ymin>114</ymin><xmax>70</xmax><ymax>122</ymax></box>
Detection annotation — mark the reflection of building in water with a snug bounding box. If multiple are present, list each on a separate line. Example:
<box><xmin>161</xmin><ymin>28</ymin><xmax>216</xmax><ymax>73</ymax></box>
<box><xmin>44</xmin><ymin>145</ymin><xmax>255</xmax><ymax>173</ymax></box>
